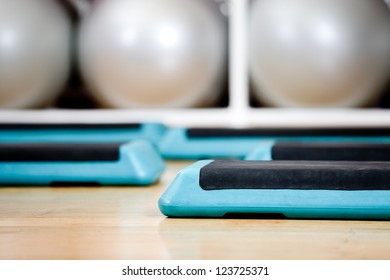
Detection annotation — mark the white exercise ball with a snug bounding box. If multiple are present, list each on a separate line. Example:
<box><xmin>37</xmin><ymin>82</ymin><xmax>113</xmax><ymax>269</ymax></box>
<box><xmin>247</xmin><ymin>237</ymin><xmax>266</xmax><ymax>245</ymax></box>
<box><xmin>0</xmin><ymin>0</ymin><xmax>72</xmax><ymax>108</ymax></box>
<box><xmin>78</xmin><ymin>0</ymin><xmax>227</xmax><ymax>108</ymax></box>
<box><xmin>249</xmin><ymin>0</ymin><xmax>390</xmax><ymax>107</ymax></box>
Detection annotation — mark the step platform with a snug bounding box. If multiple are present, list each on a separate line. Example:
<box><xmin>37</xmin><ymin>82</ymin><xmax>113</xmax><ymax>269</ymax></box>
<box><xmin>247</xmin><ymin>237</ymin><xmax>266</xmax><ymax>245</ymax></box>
<box><xmin>245</xmin><ymin>142</ymin><xmax>390</xmax><ymax>161</ymax></box>
<box><xmin>159</xmin><ymin>160</ymin><xmax>390</xmax><ymax>219</ymax></box>
<box><xmin>159</xmin><ymin>127</ymin><xmax>390</xmax><ymax>159</ymax></box>
<box><xmin>0</xmin><ymin>123</ymin><xmax>166</xmax><ymax>145</ymax></box>
<box><xmin>0</xmin><ymin>141</ymin><xmax>165</xmax><ymax>186</ymax></box>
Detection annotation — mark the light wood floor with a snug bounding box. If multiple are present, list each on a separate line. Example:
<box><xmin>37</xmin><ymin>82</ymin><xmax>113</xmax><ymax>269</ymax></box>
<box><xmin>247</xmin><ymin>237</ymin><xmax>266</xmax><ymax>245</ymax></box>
<box><xmin>0</xmin><ymin>161</ymin><xmax>389</xmax><ymax>260</ymax></box>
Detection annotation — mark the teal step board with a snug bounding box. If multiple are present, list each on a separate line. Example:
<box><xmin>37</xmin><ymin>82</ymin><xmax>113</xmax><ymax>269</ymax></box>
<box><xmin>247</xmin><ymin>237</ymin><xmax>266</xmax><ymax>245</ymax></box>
<box><xmin>159</xmin><ymin>127</ymin><xmax>390</xmax><ymax>159</ymax></box>
<box><xmin>0</xmin><ymin>141</ymin><xmax>165</xmax><ymax>186</ymax></box>
<box><xmin>159</xmin><ymin>160</ymin><xmax>390</xmax><ymax>220</ymax></box>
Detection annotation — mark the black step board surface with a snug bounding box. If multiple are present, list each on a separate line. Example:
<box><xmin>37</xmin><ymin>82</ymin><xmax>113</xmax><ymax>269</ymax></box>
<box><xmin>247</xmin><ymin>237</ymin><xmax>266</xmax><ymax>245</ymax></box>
<box><xmin>200</xmin><ymin>160</ymin><xmax>390</xmax><ymax>191</ymax></box>
<box><xmin>272</xmin><ymin>142</ymin><xmax>390</xmax><ymax>161</ymax></box>
<box><xmin>187</xmin><ymin>128</ymin><xmax>390</xmax><ymax>138</ymax></box>
<box><xmin>0</xmin><ymin>143</ymin><xmax>122</xmax><ymax>162</ymax></box>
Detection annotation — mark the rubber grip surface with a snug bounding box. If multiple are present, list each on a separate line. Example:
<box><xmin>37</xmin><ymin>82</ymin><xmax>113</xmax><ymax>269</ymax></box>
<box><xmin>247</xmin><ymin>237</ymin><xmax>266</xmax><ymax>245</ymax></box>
<box><xmin>272</xmin><ymin>142</ymin><xmax>390</xmax><ymax>161</ymax></box>
<box><xmin>0</xmin><ymin>143</ymin><xmax>121</xmax><ymax>162</ymax></box>
<box><xmin>200</xmin><ymin>160</ymin><xmax>390</xmax><ymax>190</ymax></box>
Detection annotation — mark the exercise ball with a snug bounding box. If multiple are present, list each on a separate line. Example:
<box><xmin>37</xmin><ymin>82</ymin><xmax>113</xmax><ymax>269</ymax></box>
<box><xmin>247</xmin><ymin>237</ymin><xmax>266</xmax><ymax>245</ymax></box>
<box><xmin>249</xmin><ymin>0</ymin><xmax>390</xmax><ymax>107</ymax></box>
<box><xmin>0</xmin><ymin>0</ymin><xmax>72</xmax><ymax>108</ymax></box>
<box><xmin>78</xmin><ymin>0</ymin><xmax>227</xmax><ymax>108</ymax></box>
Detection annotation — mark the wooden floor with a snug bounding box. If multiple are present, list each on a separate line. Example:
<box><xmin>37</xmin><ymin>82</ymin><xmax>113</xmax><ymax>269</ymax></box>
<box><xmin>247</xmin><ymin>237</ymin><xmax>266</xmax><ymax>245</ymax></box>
<box><xmin>0</xmin><ymin>161</ymin><xmax>389</xmax><ymax>260</ymax></box>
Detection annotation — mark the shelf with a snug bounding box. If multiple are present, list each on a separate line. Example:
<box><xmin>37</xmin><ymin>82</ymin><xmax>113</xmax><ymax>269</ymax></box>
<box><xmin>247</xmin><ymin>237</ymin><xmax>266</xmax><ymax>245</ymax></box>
<box><xmin>0</xmin><ymin>108</ymin><xmax>389</xmax><ymax>127</ymax></box>
<box><xmin>1</xmin><ymin>0</ymin><xmax>389</xmax><ymax>128</ymax></box>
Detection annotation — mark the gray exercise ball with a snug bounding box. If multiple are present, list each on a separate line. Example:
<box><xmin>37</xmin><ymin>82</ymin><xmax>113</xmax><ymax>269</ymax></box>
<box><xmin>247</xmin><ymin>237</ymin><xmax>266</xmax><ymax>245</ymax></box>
<box><xmin>249</xmin><ymin>0</ymin><xmax>390</xmax><ymax>107</ymax></box>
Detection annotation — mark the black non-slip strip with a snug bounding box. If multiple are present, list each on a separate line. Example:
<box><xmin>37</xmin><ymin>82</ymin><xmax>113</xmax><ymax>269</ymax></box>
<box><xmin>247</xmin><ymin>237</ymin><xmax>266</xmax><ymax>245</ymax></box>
<box><xmin>187</xmin><ymin>128</ymin><xmax>390</xmax><ymax>138</ymax></box>
<box><xmin>0</xmin><ymin>143</ymin><xmax>122</xmax><ymax>162</ymax></box>
<box><xmin>199</xmin><ymin>160</ymin><xmax>390</xmax><ymax>191</ymax></box>
<box><xmin>0</xmin><ymin>123</ymin><xmax>141</xmax><ymax>129</ymax></box>
<box><xmin>272</xmin><ymin>142</ymin><xmax>390</xmax><ymax>161</ymax></box>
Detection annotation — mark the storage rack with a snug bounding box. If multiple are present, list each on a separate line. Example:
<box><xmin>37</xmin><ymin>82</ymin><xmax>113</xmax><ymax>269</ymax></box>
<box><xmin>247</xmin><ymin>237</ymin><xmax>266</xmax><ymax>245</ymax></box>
<box><xmin>0</xmin><ymin>0</ymin><xmax>389</xmax><ymax>128</ymax></box>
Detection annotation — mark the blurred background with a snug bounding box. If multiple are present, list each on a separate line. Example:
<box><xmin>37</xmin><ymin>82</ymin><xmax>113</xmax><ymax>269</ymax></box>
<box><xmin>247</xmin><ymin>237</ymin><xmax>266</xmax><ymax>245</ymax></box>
<box><xmin>0</xmin><ymin>0</ymin><xmax>390</xmax><ymax>111</ymax></box>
